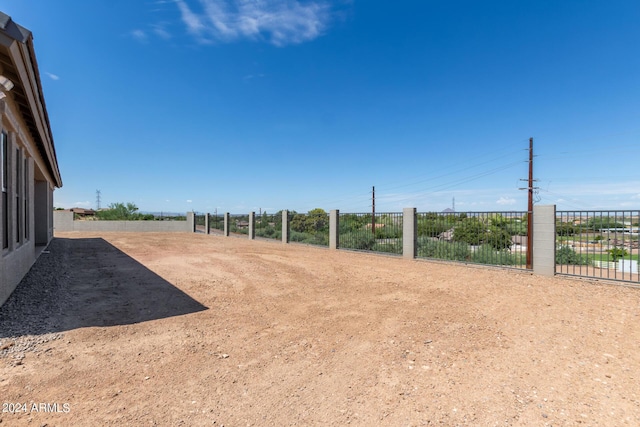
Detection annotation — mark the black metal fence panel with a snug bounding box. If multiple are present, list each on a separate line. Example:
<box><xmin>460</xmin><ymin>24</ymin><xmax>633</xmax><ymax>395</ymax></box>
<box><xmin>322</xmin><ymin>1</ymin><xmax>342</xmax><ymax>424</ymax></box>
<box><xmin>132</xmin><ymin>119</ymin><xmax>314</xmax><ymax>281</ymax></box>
<box><xmin>339</xmin><ymin>212</ymin><xmax>403</xmax><ymax>255</ymax></box>
<box><xmin>229</xmin><ymin>214</ymin><xmax>249</xmax><ymax>235</ymax></box>
<box><xmin>416</xmin><ymin>211</ymin><xmax>528</xmax><ymax>269</ymax></box>
<box><xmin>255</xmin><ymin>212</ymin><xmax>281</xmax><ymax>241</ymax></box>
<box><xmin>195</xmin><ymin>214</ymin><xmax>206</xmax><ymax>233</ymax></box>
<box><xmin>208</xmin><ymin>214</ymin><xmax>224</xmax><ymax>234</ymax></box>
<box><xmin>556</xmin><ymin>210</ymin><xmax>640</xmax><ymax>284</ymax></box>
<box><xmin>289</xmin><ymin>210</ymin><xmax>330</xmax><ymax>247</ymax></box>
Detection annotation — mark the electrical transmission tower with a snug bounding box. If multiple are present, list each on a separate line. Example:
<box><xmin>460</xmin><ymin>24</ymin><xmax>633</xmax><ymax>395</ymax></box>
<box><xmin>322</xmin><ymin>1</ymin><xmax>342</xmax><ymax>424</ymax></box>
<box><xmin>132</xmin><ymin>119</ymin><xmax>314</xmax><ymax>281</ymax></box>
<box><xmin>96</xmin><ymin>190</ymin><xmax>101</xmax><ymax>210</ymax></box>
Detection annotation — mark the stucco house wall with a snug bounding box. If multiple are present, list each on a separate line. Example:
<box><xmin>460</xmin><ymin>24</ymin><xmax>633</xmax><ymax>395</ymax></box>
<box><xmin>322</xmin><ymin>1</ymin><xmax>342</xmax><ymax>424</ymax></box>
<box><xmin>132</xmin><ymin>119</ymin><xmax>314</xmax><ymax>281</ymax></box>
<box><xmin>0</xmin><ymin>12</ymin><xmax>62</xmax><ymax>307</ymax></box>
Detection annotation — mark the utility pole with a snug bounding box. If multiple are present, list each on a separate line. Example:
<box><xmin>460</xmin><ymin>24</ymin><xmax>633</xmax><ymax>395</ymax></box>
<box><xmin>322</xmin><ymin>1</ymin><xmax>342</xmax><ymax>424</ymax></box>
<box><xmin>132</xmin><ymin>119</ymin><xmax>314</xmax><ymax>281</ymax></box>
<box><xmin>519</xmin><ymin>138</ymin><xmax>536</xmax><ymax>270</ymax></box>
<box><xmin>372</xmin><ymin>186</ymin><xmax>376</xmax><ymax>236</ymax></box>
<box><xmin>96</xmin><ymin>190</ymin><xmax>101</xmax><ymax>210</ymax></box>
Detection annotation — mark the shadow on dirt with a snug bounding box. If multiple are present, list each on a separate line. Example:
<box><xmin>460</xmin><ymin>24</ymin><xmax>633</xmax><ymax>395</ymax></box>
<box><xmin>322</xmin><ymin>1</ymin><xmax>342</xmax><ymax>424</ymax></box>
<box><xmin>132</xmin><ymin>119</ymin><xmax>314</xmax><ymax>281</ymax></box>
<box><xmin>0</xmin><ymin>237</ymin><xmax>208</xmax><ymax>338</ymax></box>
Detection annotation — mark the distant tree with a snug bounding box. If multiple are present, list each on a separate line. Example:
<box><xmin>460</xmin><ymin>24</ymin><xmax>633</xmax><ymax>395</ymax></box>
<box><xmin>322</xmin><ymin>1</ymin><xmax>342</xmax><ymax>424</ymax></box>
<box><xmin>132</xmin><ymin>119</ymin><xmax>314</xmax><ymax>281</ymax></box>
<box><xmin>484</xmin><ymin>226</ymin><xmax>513</xmax><ymax>250</ymax></box>
<box><xmin>556</xmin><ymin>222</ymin><xmax>577</xmax><ymax>236</ymax></box>
<box><xmin>453</xmin><ymin>217</ymin><xmax>512</xmax><ymax>249</ymax></box>
<box><xmin>588</xmin><ymin>217</ymin><xmax>624</xmax><ymax>230</ymax></box>
<box><xmin>96</xmin><ymin>202</ymin><xmax>143</xmax><ymax>220</ymax></box>
<box><xmin>290</xmin><ymin>214</ymin><xmax>307</xmax><ymax>233</ymax></box>
<box><xmin>453</xmin><ymin>217</ymin><xmax>486</xmax><ymax>245</ymax></box>
<box><xmin>607</xmin><ymin>248</ymin><xmax>628</xmax><ymax>262</ymax></box>
<box><xmin>306</xmin><ymin>208</ymin><xmax>328</xmax><ymax>233</ymax></box>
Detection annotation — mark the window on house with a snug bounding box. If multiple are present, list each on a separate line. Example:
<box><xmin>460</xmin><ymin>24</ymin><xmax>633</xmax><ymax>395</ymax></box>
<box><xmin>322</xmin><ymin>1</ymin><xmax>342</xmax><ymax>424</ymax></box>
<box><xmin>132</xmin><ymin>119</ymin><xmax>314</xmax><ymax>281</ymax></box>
<box><xmin>16</xmin><ymin>148</ymin><xmax>21</xmax><ymax>243</ymax></box>
<box><xmin>1</xmin><ymin>131</ymin><xmax>7</xmax><ymax>249</ymax></box>
<box><xmin>24</xmin><ymin>157</ymin><xmax>28</xmax><ymax>240</ymax></box>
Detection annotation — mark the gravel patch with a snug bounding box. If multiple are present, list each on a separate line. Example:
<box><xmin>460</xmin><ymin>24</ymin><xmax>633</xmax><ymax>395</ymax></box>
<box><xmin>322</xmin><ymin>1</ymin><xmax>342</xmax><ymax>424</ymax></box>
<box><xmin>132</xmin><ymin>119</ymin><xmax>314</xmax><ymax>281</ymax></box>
<box><xmin>0</xmin><ymin>239</ymin><xmax>70</xmax><ymax>360</ymax></box>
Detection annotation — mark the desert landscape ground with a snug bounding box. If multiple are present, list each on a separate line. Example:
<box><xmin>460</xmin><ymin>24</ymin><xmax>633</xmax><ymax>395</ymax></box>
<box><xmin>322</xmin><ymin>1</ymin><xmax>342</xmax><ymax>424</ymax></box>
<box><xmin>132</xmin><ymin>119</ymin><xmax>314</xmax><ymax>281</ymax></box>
<box><xmin>1</xmin><ymin>231</ymin><xmax>639</xmax><ymax>426</ymax></box>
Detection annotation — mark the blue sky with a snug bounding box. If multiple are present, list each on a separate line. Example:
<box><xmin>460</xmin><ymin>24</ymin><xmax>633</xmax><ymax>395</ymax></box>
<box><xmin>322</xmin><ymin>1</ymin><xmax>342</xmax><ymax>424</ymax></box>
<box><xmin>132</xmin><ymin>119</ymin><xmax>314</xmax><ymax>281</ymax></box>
<box><xmin>2</xmin><ymin>0</ymin><xmax>640</xmax><ymax>214</ymax></box>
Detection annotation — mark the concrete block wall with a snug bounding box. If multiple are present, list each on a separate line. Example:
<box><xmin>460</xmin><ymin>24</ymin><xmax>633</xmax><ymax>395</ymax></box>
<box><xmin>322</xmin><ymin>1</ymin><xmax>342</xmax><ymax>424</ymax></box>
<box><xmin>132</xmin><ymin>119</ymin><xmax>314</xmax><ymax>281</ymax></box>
<box><xmin>54</xmin><ymin>211</ymin><xmax>191</xmax><ymax>233</ymax></box>
<box><xmin>403</xmin><ymin>208</ymin><xmax>417</xmax><ymax>259</ymax></box>
<box><xmin>329</xmin><ymin>210</ymin><xmax>339</xmax><ymax>250</ymax></box>
<box><xmin>533</xmin><ymin>205</ymin><xmax>556</xmax><ymax>277</ymax></box>
<box><xmin>282</xmin><ymin>210</ymin><xmax>290</xmax><ymax>243</ymax></box>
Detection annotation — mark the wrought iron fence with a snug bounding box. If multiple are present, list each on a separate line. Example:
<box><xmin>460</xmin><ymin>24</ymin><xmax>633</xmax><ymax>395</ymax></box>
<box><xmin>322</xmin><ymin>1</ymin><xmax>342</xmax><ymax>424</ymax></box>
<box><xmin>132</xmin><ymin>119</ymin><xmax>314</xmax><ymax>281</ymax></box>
<box><xmin>228</xmin><ymin>214</ymin><xmax>249</xmax><ymax>235</ymax></box>
<box><xmin>289</xmin><ymin>210</ymin><xmax>330</xmax><ymax>247</ymax></box>
<box><xmin>556</xmin><ymin>210</ymin><xmax>640</xmax><ymax>284</ymax></box>
<box><xmin>255</xmin><ymin>212</ymin><xmax>281</xmax><ymax>241</ymax></box>
<box><xmin>339</xmin><ymin>212</ymin><xmax>403</xmax><ymax>255</ymax></box>
<box><xmin>209</xmin><ymin>213</ymin><xmax>224</xmax><ymax>234</ymax></box>
<box><xmin>416</xmin><ymin>211</ymin><xmax>528</xmax><ymax>269</ymax></box>
<box><xmin>194</xmin><ymin>213</ymin><xmax>206</xmax><ymax>233</ymax></box>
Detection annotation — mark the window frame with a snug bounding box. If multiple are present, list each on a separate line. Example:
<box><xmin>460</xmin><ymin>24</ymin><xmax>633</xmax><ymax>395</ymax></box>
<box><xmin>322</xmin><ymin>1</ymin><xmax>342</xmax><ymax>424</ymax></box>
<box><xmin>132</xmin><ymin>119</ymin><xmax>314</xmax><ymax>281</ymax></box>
<box><xmin>1</xmin><ymin>131</ymin><xmax>8</xmax><ymax>250</ymax></box>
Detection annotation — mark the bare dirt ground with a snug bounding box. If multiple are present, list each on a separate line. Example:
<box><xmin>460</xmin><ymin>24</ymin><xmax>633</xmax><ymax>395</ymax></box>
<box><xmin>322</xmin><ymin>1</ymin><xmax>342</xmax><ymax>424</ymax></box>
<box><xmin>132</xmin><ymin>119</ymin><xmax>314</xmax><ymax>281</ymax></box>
<box><xmin>2</xmin><ymin>232</ymin><xmax>640</xmax><ymax>426</ymax></box>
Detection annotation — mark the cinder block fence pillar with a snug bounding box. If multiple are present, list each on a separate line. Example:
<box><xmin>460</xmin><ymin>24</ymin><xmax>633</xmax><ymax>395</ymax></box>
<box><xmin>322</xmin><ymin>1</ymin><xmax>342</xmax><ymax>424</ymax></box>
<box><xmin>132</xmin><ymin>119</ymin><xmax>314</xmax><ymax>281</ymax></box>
<box><xmin>205</xmin><ymin>213</ymin><xmax>210</xmax><ymax>234</ymax></box>
<box><xmin>249</xmin><ymin>212</ymin><xmax>256</xmax><ymax>240</ymax></box>
<box><xmin>224</xmin><ymin>213</ymin><xmax>230</xmax><ymax>237</ymax></box>
<box><xmin>403</xmin><ymin>207</ymin><xmax>417</xmax><ymax>259</ymax></box>
<box><xmin>329</xmin><ymin>210</ymin><xmax>339</xmax><ymax>250</ymax></box>
<box><xmin>282</xmin><ymin>210</ymin><xmax>290</xmax><ymax>243</ymax></box>
<box><xmin>533</xmin><ymin>205</ymin><xmax>556</xmax><ymax>277</ymax></box>
<box><xmin>187</xmin><ymin>212</ymin><xmax>195</xmax><ymax>233</ymax></box>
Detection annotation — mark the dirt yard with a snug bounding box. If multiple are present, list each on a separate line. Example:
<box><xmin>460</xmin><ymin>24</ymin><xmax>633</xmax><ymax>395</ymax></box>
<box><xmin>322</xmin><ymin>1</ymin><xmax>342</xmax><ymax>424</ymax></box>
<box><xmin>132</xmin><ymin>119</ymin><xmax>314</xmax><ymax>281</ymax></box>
<box><xmin>1</xmin><ymin>232</ymin><xmax>640</xmax><ymax>426</ymax></box>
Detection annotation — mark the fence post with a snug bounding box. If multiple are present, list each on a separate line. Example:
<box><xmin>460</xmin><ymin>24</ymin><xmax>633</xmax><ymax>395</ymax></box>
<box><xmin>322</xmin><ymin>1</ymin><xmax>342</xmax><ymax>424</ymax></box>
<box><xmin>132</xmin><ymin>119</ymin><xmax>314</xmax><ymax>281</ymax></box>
<box><xmin>330</xmin><ymin>209</ymin><xmax>339</xmax><ymax>250</ymax></box>
<box><xmin>533</xmin><ymin>205</ymin><xmax>556</xmax><ymax>277</ymax></box>
<box><xmin>282</xmin><ymin>210</ymin><xmax>290</xmax><ymax>243</ymax></box>
<box><xmin>187</xmin><ymin>212</ymin><xmax>195</xmax><ymax>233</ymax></box>
<box><xmin>249</xmin><ymin>212</ymin><xmax>255</xmax><ymax>240</ymax></box>
<box><xmin>403</xmin><ymin>207</ymin><xmax>417</xmax><ymax>259</ymax></box>
<box><xmin>205</xmin><ymin>213</ymin><xmax>210</xmax><ymax>234</ymax></box>
<box><xmin>224</xmin><ymin>213</ymin><xmax>230</xmax><ymax>237</ymax></box>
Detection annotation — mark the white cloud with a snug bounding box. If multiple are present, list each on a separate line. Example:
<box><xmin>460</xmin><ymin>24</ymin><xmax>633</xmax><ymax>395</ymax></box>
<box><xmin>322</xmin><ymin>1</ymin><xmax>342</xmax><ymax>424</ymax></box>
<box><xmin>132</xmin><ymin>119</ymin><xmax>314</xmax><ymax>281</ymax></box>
<box><xmin>73</xmin><ymin>201</ymin><xmax>92</xmax><ymax>208</ymax></box>
<box><xmin>632</xmin><ymin>194</ymin><xmax>640</xmax><ymax>200</ymax></box>
<box><xmin>153</xmin><ymin>24</ymin><xmax>172</xmax><ymax>39</ymax></box>
<box><xmin>176</xmin><ymin>0</ymin><xmax>207</xmax><ymax>35</ymax></box>
<box><xmin>186</xmin><ymin>199</ymin><xmax>193</xmax><ymax>203</ymax></box>
<box><xmin>44</xmin><ymin>72</ymin><xmax>59</xmax><ymax>81</ymax></box>
<box><xmin>131</xmin><ymin>29</ymin><xmax>148</xmax><ymax>42</ymax></box>
<box><xmin>175</xmin><ymin>0</ymin><xmax>332</xmax><ymax>46</ymax></box>
<box><xmin>496</xmin><ymin>196</ymin><xmax>516</xmax><ymax>205</ymax></box>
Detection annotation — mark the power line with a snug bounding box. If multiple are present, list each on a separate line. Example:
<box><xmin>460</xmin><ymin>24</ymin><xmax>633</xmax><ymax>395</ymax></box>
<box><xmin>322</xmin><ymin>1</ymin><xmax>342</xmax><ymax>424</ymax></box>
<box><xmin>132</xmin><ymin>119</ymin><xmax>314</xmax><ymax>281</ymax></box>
<box><xmin>375</xmin><ymin>159</ymin><xmax>524</xmax><ymax>206</ymax></box>
<box><xmin>374</xmin><ymin>148</ymin><xmax>525</xmax><ymax>193</ymax></box>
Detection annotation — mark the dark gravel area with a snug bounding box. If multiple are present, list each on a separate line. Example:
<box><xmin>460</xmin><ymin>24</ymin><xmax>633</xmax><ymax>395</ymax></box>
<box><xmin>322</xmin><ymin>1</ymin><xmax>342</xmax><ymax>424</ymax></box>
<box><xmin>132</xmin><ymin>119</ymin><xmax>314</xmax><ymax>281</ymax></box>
<box><xmin>0</xmin><ymin>239</ymin><xmax>70</xmax><ymax>359</ymax></box>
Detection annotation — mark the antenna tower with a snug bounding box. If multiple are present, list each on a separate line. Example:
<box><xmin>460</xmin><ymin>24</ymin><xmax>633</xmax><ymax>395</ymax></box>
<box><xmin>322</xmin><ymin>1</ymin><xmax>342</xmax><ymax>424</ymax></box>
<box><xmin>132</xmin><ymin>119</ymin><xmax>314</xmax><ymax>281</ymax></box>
<box><xmin>96</xmin><ymin>190</ymin><xmax>102</xmax><ymax>210</ymax></box>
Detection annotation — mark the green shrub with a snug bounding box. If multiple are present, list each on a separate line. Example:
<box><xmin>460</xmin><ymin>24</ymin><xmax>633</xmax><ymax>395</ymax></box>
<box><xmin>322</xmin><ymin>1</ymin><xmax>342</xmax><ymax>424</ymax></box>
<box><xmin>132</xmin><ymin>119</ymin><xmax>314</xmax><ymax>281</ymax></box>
<box><xmin>607</xmin><ymin>248</ymin><xmax>628</xmax><ymax>262</ymax></box>
<box><xmin>417</xmin><ymin>239</ymin><xmax>470</xmax><ymax>261</ymax></box>
<box><xmin>471</xmin><ymin>245</ymin><xmax>521</xmax><ymax>266</ymax></box>
<box><xmin>340</xmin><ymin>233</ymin><xmax>376</xmax><ymax>250</ymax></box>
<box><xmin>375</xmin><ymin>226</ymin><xmax>402</xmax><ymax>239</ymax></box>
<box><xmin>372</xmin><ymin>241</ymin><xmax>402</xmax><ymax>254</ymax></box>
<box><xmin>556</xmin><ymin>246</ymin><xmax>590</xmax><ymax>265</ymax></box>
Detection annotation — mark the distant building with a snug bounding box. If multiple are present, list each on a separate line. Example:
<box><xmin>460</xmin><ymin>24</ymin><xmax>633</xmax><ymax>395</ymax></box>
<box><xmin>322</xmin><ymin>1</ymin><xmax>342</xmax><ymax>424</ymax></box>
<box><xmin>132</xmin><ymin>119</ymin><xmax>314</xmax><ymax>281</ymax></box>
<box><xmin>1</xmin><ymin>12</ymin><xmax>62</xmax><ymax>307</ymax></box>
<box><xmin>68</xmin><ymin>208</ymin><xmax>96</xmax><ymax>217</ymax></box>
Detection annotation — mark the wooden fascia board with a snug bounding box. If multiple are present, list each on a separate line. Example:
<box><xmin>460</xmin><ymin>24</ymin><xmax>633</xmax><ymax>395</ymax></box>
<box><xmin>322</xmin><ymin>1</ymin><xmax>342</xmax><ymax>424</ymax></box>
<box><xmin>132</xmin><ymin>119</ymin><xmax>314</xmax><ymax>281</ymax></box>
<box><xmin>8</xmin><ymin>37</ymin><xmax>61</xmax><ymax>187</ymax></box>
